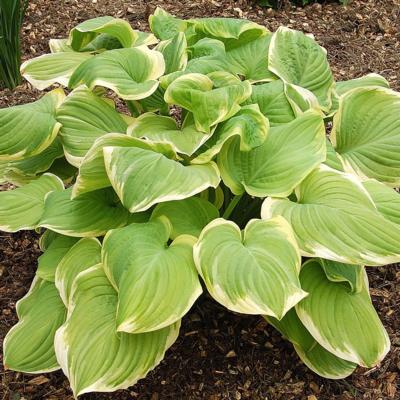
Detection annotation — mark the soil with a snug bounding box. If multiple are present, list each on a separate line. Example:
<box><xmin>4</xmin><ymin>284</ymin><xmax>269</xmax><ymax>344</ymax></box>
<box><xmin>1</xmin><ymin>0</ymin><xmax>399</xmax><ymax>399</ymax></box>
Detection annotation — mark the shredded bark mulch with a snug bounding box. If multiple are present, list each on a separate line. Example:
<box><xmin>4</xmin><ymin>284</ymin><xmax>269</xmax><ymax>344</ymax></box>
<box><xmin>0</xmin><ymin>1</ymin><xmax>399</xmax><ymax>399</ymax></box>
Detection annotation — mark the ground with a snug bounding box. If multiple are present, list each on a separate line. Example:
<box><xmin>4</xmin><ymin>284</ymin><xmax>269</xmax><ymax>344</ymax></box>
<box><xmin>0</xmin><ymin>0</ymin><xmax>399</xmax><ymax>399</ymax></box>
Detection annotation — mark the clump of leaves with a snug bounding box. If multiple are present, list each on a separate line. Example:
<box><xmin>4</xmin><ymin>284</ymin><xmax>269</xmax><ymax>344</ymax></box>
<box><xmin>0</xmin><ymin>0</ymin><xmax>29</xmax><ymax>89</ymax></box>
<box><xmin>1</xmin><ymin>8</ymin><xmax>399</xmax><ymax>397</ymax></box>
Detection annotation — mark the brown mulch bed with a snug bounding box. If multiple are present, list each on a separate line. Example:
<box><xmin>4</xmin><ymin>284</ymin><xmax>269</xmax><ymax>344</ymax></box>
<box><xmin>1</xmin><ymin>0</ymin><xmax>400</xmax><ymax>399</ymax></box>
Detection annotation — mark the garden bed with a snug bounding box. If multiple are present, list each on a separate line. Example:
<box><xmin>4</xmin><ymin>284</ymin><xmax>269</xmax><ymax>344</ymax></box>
<box><xmin>0</xmin><ymin>0</ymin><xmax>399</xmax><ymax>399</ymax></box>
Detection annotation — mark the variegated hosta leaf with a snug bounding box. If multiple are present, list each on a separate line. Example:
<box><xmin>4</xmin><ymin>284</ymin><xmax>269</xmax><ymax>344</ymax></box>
<box><xmin>363</xmin><ymin>179</ymin><xmax>400</xmax><ymax>224</ymax></box>
<box><xmin>193</xmin><ymin>217</ymin><xmax>306</xmax><ymax>318</ymax></box>
<box><xmin>243</xmin><ymin>80</ymin><xmax>296</xmax><ymax>126</ymax></box>
<box><xmin>151</xmin><ymin>196</ymin><xmax>219</xmax><ymax>239</ymax></box>
<box><xmin>188</xmin><ymin>17</ymin><xmax>267</xmax><ymax>49</ymax></box>
<box><xmin>73</xmin><ymin>133</ymin><xmax>176</xmax><ymax>197</ymax></box>
<box><xmin>68</xmin><ymin>16</ymin><xmax>138</xmax><ymax>51</ymax></box>
<box><xmin>0</xmin><ymin>174</ymin><xmax>63</xmax><ymax>232</ymax></box>
<box><xmin>262</xmin><ymin>166</ymin><xmax>400</xmax><ymax>266</ymax></box>
<box><xmin>324</xmin><ymin>138</ymin><xmax>344</xmax><ymax>171</ymax></box>
<box><xmin>296</xmin><ymin>259</ymin><xmax>390</xmax><ymax>367</ymax></box>
<box><xmin>55</xmin><ymin>238</ymin><xmax>101</xmax><ymax>306</ymax></box>
<box><xmin>37</xmin><ymin>234</ymin><xmax>80</xmax><ymax>282</ymax></box>
<box><xmin>103</xmin><ymin>146</ymin><xmax>220</xmax><ymax>212</ymax></box>
<box><xmin>155</xmin><ymin>32</ymin><xmax>188</xmax><ymax>74</ymax></box>
<box><xmin>192</xmin><ymin>105</ymin><xmax>269</xmax><ymax>164</ymax></box>
<box><xmin>47</xmin><ymin>158</ymin><xmax>77</xmax><ymax>184</ymax></box>
<box><xmin>128</xmin><ymin>112</ymin><xmax>211</xmax><ymax>156</ymax></box>
<box><xmin>225</xmin><ymin>33</ymin><xmax>275</xmax><ymax>82</ymax></box>
<box><xmin>266</xmin><ymin>309</ymin><xmax>357</xmax><ymax>379</ymax></box>
<box><xmin>268</xmin><ymin>27</ymin><xmax>334</xmax><ymax>111</ymax></box>
<box><xmin>0</xmin><ymin>89</ymin><xmax>64</xmax><ymax>161</ymax></box>
<box><xmin>55</xmin><ymin>264</ymin><xmax>180</xmax><ymax>397</ymax></box>
<box><xmin>0</xmin><ymin>137</ymin><xmax>64</xmax><ymax>185</ymax></box>
<box><xmin>4</xmin><ymin>278</ymin><xmax>66</xmax><ymax>373</ymax></box>
<box><xmin>49</xmin><ymin>38</ymin><xmax>73</xmax><ymax>53</ymax></box>
<box><xmin>164</xmin><ymin>72</ymin><xmax>251</xmax><ymax>133</ymax></box>
<box><xmin>149</xmin><ymin>7</ymin><xmax>188</xmax><ymax>41</ymax></box>
<box><xmin>56</xmin><ymin>86</ymin><xmax>128</xmax><ymax>167</ymax></box>
<box><xmin>218</xmin><ymin>110</ymin><xmax>326</xmax><ymax>197</ymax></box>
<box><xmin>69</xmin><ymin>47</ymin><xmax>165</xmax><ymax>100</ymax></box>
<box><xmin>40</xmin><ymin>188</ymin><xmax>130</xmax><ymax>237</ymax></box>
<box><xmin>20</xmin><ymin>52</ymin><xmax>92</xmax><ymax>90</ymax></box>
<box><xmin>102</xmin><ymin>218</ymin><xmax>202</xmax><ymax>332</ymax></box>
<box><xmin>331</xmin><ymin>87</ymin><xmax>400</xmax><ymax>186</ymax></box>
<box><xmin>284</xmin><ymin>83</ymin><xmax>322</xmax><ymax>116</ymax></box>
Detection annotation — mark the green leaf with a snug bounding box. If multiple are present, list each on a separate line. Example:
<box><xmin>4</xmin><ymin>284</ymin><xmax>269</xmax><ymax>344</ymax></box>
<box><xmin>69</xmin><ymin>47</ymin><xmax>165</xmax><ymax>100</ymax></box>
<box><xmin>155</xmin><ymin>32</ymin><xmax>187</xmax><ymax>75</ymax></box>
<box><xmin>262</xmin><ymin>165</ymin><xmax>400</xmax><ymax>266</ymax></box>
<box><xmin>267</xmin><ymin>309</ymin><xmax>357</xmax><ymax>379</ymax></box>
<box><xmin>243</xmin><ymin>80</ymin><xmax>296</xmax><ymax>126</ymax></box>
<box><xmin>39</xmin><ymin>188</ymin><xmax>130</xmax><ymax>237</ymax></box>
<box><xmin>128</xmin><ymin>112</ymin><xmax>211</xmax><ymax>156</ymax></box>
<box><xmin>0</xmin><ymin>137</ymin><xmax>64</xmax><ymax>185</ymax></box>
<box><xmin>73</xmin><ymin>133</ymin><xmax>175</xmax><ymax>197</ymax></box>
<box><xmin>37</xmin><ymin>234</ymin><xmax>80</xmax><ymax>282</ymax></box>
<box><xmin>218</xmin><ymin>110</ymin><xmax>326</xmax><ymax>197</ymax></box>
<box><xmin>0</xmin><ymin>174</ymin><xmax>63</xmax><ymax>232</ymax></box>
<box><xmin>296</xmin><ymin>259</ymin><xmax>390</xmax><ymax>367</ymax></box>
<box><xmin>149</xmin><ymin>7</ymin><xmax>187</xmax><ymax>41</ymax></box>
<box><xmin>56</xmin><ymin>86</ymin><xmax>128</xmax><ymax>167</ymax></box>
<box><xmin>20</xmin><ymin>52</ymin><xmax>92</xmax><ymax>90</ymax></box>
<box><xmin>336</xmin><ymin>73</ymin><xmax>389</xmax><ymax>97</ymax></box>
<box><xmin>164</xmin><ymin>73</ymin><xmax>251</xmax><ymax>132</ymax></box>
<box><xmin>363</xmin><ymin>179</ymin><xmax>400</xmax><ymax>224</ymax></box>
<box><xmin>225</xmin><ymin>33</ymin><xmax>275</xmax><ymax>82</ymax></box>
<box><xmin>331</xmin><ymin>87</ymin><xmax>400</xmax><ymax>186</ymax></box>
<box><xmin>54</xmin><ymin>264</ymin><xmax>180</xmax><ymax>397</ymax></box>
<box><xmin>268</xmin><ymin>27</ymin><xmax>334</xmax><ymax>111</ymax></box>
<box><xmin>194</xmin><ymin>217</ymin><xmax>306</xmax><ymax>318</ymax></box>
<box><xmin>0</xmin><ymin>89</ymin><xmax>64</xmax><ymax>161</ymax></box>
<box><xmin>192</xmin><ymin>105</ymin><xmax>269</xmax><ymax>164</ymax></box>
<box><xmin>151</xmin><ymin>196</ymin><xmax>219</xmax><ymax>239</ymax></box>
<box><xmin>4</xmin><ymin>278</ymin><xmax>66</xmax><ymax>373</ymax></box>
<box><xmin>49</xmin><ymin>38</ymin><xmax>73</xmax><ymax>53</ymax></box>
<box><xmin>68</xmin><ymin>16</ymin><xmax>138</xmax><ymax>51</ymax></box>
<box><xmin>104</xmin><ymin>146</ymin><xmax>220</xmax><ymax>212</ymax></box>
<box><xmin>324</xmin><ymin>138</ymin><xmax>344</xmax><ymax>171</ymax></box>
<box><xmin>127</xmin><ymin>86</ymin><xmax>169</xmax><ymax>116</ymax></box>
<box><xmin>103</xmin><ymin>218</ymin><xmax>202</xmax><ymax>332</ymax></box>
<box><xmin>55</xmin><ymin>238</ymin><xmax>102</xmax><ymax>305</ymax></box>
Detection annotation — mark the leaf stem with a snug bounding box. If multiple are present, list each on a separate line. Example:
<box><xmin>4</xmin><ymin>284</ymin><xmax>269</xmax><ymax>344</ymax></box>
<box><xmin>222</xmin><ymin>194</ymin><xmax>243</xmax><ymax>219</ymax></box>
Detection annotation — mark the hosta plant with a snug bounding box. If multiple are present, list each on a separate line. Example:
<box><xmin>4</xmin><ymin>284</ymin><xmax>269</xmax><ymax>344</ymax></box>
<box><xmin>1</xmin><ymin>7</ymin><xmax>399</xmax><ymax>397</ymax></box>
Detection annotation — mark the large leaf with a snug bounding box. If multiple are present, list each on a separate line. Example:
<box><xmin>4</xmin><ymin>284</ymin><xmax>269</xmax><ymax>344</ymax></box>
<box><xmin>296</xmin><ymin>259</ymin><xmax>390</xmax><ymax>367</ymax></box>
<box><xmin>267</xmin><ymin>309</ymin><xmax>357</xmax><ymax>379</ymax></box>
<box><xmin>268</xmin><ymin>27</ymin><xmax>334</xmax><ymax>111</ymax></box>
<box><xmin>194</xmin><ymin>217</ymin><xmax>306</xmax><ymax>318</ymax></box>
<box><xmin>20</xmin><ymin>52</ymin><xmax>92</xmax><ymax>90</ymax></box>
<box><xmin>155</xmin><ymin>32</ymin><xmax>187</xmax><ymax>75</ymax></box>
<box><xmin>128</xmin><ymin>112</ymin><xmax>211</xmax><ymax>156</ymax></box>
<box><xmin>56</xmin><ymin>86</ymin><xmax>128</xmax><ymax>167</ymax></box>
<box><xmin>103</xmin><ymin>146</ymin><xmax>220</xmax><ymax>212</ymax></box>
<box><xmin>55</xmin><ymin>238</ymin><xmax>102</xmax><ymax>305</ymax></box>
<box><xmin>39</xmin><ymin>188</ymin><xmax>130</xmax><ymax>237</ymax></box>
<box><xmin>164</xmin><ymin>73</ymin><xmax>251</xmax><ymax>132</ymax></box>
<box><xmin>69</xmin><ymin>47</ymin><xmax>165</xmax><ymax>100</ymax></box>
<box><xmin>192</xmin><ymin>105</ymin><xmax>269</xmax><ymax>164</ymax></box>
<box><xmin>149</xmin><ymin>7</ymin><xmax>188</xmax><ymax>41</ymax></box>
<box><xmin>218</xmin><ymin>110</ymin><xmax>326</xmax><ymax>197</ymax></box>
<box><xmin>151</xmin><ymin>196</ymin><xmax>219</xmax><ymax>239</ymax></box>
<box><xmin>68</xmin><ymin>16</ymin><xmax>138</xmax><ymax>51</ymax></box>
<box><xmin>4</xmin><ymin>278</ymin><xmax>66</xmax><ymax>373</ymax></box>
<box><xmin>363</xmin><ymin>179</ymin><xmax>400</xmax><ymax>224</ymax></box>
<box><xmin>37</xmin><ymin>234</ymin><xmax>80</xmax><ymax>282</ymax></box>
<box><xmin>103</xmin><ymin>218</ymin><xmax>202</xmax><ymax>332</ymax></box>
<box><xmin>331</xmin><ymin>87</ymin><xmax>400</xmax><ymax>186</ymax></box>
<box><xmin>0</xmin><ymin>89</ymin><xmax>64</xmax><ymax>161</ymax></box>
<box><xmin>54</xmin><ymin>265</ymin><xmax>180</xmax><ymax>397</ymax></box>
<box><xmin>243</xmin><ymin>80</ymin><xmax>296</xmax><ymax>126</ymax></box>
<box><xmin>73</xmin><ymin>133</ymin><xmax>175</xmax><ymax>197</ymax></box>
<box><xmin>0</xmin><ymin>174</ymin><xmax>63</xmax><ymax>232</ymax></box>
<box><xmin>261</xmin><ymin>166</ymin><xmax>400</xmax><ymax>266</ymax></box>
